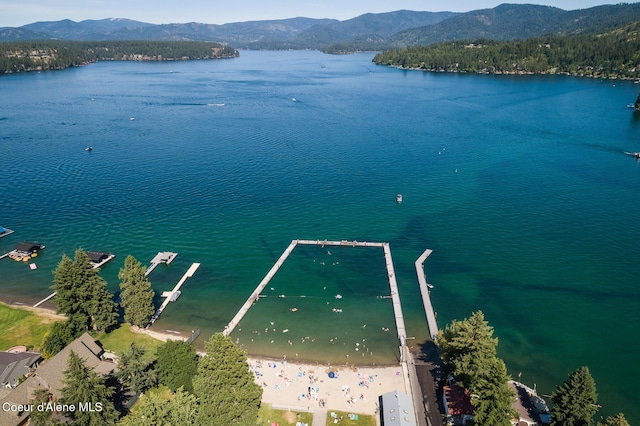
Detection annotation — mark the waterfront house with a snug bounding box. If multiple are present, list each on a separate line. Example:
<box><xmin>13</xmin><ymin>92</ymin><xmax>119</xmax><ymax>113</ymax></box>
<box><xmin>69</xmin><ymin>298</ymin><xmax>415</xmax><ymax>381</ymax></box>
<box><xmin>0</xmin><ymin>333</ymin><xmax>115</xmax><ymax>426</ymax></box>
<box><xmin>0</xmin><ymin>350</ymin><xmax>41</xmax><ymax>389</ymax></box>
<box><xmin>443</xmin><ymin>384</ymin><xmax>474</xmax><ymax>425</ymax></box>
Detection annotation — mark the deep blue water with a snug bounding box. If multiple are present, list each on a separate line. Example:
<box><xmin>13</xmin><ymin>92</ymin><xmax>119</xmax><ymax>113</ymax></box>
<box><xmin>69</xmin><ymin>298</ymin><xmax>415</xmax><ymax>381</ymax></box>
<box><xmin>1</xmin><ymin>50</ymin><xmax>639</xmax><ymax>422</ymax></box>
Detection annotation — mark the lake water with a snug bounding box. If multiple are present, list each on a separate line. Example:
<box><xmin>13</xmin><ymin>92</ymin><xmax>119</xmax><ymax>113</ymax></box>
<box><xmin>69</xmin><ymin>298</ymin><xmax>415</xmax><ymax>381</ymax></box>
<box><xmin>1</xmin><ymin>50</ymin><xmax>639</xmax><ymax>422</ymax></box>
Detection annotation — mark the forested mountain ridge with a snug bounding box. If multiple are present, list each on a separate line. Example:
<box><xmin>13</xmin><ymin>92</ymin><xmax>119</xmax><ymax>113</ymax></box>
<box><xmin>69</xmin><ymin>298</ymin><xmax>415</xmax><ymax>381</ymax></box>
<box><xmin>389</xmin><ymin>3</ymin><xmax>640</xmax><ymax>47</ymax></box>
<box><xmin>373</xmin><ymin>20</ymin><xmax>640</xmax><ymax>79</ymax></box>
<box><xmin>2</xmin><ymin>3</ymin><xmax>640</xmax><ymax>52</ymax></box>
<box><xmin>0</xmin><ymin>40</ymin><xmax>238</xmax><ymax>74</ymax></box>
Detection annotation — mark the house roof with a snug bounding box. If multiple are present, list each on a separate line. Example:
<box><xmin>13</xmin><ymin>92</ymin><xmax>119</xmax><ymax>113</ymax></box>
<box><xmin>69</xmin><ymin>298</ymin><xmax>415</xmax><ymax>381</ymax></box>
<box><xmin>13</xmin><ymin>242</ymin><xmax>42</xmax><ymax>253</ymax></box>
<box><xmin>0</xmin><ymin>351</ymin><xmax>41</xmax><ymax>387</ymax></box>
<box><xmin>380</xmin><ymin>390</ymin><xmax>417</xmax><ymax>426</ymax></box>
<box><xmin>36</xmin><ymin>333</ymin><xmax>113</xmax><ymax>399</ymax></box>
<box><xmin>86</xmin><ymin>251</ymin><xmax>109</xmax><ymax>263</ymax></box>
<box><xmin>0</xmin><ymin>333</ymin><xmax>116</xmax><ymax>426</ymax></box>
<box><xmin>444</xmin><ymin>384</ymin><xmax>475</xmax><ymax>416</ymax></box>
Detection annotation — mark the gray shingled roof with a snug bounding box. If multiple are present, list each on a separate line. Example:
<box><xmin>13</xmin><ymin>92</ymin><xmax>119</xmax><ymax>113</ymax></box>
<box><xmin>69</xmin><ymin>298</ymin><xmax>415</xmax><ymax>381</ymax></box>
<box><xmin>0</xmin><ymin>333</ymin><xmax>116</xmax><ymax>426</ymax></box>
<box><xmin>0</xmin><ymin>351</ymin><xmax>41</xmax><ymax>388</ymax></box>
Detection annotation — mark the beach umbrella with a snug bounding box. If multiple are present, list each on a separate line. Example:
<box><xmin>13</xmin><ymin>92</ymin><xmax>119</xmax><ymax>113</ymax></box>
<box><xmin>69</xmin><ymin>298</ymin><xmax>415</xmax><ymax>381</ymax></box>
<box><xmin>328</xmin><ymin>371</ymin><xmax>335</xmax><ymax>379</ymax></box>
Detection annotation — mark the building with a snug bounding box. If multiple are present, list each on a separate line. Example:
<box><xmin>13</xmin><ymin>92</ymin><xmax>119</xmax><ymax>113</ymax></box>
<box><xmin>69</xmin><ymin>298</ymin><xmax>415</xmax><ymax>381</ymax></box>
<box><xmin>443</xmin><ymin>384</ymin><xmax>474</xmax><ymax>425</ymax></box>
<box><xmin>0</xmin><ymin>349</ymin><xmax>41</xmax><ymax>389</ymax></box>
<box><xmin>380</xmin><ymin>390</ymin><xmax>417</xmax><ymax>426</ymax></box>
<box><xmin>509</xmin><ymin>381</ymin><xmax>551</xmax><ymax>426</ymax></box>
<box><xmin>0</xmin><ymin>333</ymin><xmax>115</xmax><ymax>426</ymax></box>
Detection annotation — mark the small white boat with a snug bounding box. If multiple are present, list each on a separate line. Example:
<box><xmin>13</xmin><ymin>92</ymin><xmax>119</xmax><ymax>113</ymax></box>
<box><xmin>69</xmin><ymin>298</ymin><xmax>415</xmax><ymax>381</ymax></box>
<box><xmin>334</xmin><ymin>294</ymin><xmax>342</xmax><ymax>299</ymax></box>
<box><xmin>85</xmin><ymin>146</ymin><xmax>92</xmax><ymax>151</ymax></box>
<box><xmin>396</xmin><ymin>194</ymin><xmax>403</xmax><ymax>203</ymax></box>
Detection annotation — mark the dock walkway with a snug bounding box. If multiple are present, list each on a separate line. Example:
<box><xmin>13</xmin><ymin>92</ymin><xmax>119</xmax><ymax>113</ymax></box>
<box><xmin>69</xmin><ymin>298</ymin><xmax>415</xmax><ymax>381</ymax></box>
<box><xmin>415</xmin><ymin>249</ymin><xmax>438</xmax><ymax>340</ymax></box>
<box><xmin>223</xmin><ymin>240</ymin><xmax>298</xmax><ymax>336</ymax></box>
<box><xmin>148</xmin><ymin>262</ymin><xmax>200</xmax><ymax>326</ymax></box>
<box><xmin>33</xmin><ymin>292</ymin><xmax>57</xmax><ymax>308</ymax></box>
<box><xmin>145</xmin><ymin>252</ymin><xmax>178</xmax><ymax>276</ymax></box>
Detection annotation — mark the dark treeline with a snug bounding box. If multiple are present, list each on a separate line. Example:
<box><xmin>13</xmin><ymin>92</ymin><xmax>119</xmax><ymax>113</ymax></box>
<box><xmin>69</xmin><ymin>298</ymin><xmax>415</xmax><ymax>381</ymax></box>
<box><xmin>0</xmin><ymin>40</ymin><xmax>239</xmax><ymax>74</ymax></box>
<box><xmin>373</xmin><ymin>21</ymin><xmax>640</xmax><ymax>79</ymax></box>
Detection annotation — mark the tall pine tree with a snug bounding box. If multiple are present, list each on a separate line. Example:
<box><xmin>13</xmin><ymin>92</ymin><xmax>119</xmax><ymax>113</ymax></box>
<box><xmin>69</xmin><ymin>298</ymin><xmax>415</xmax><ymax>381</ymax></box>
<box><xmin>551</xmin><ymin>366</ymin><xmax>598</xmax><ymax>426</ymax></box>
<box><xmin>116</xmin><ymin>342</ymin><xmax>156</xmax><ymax>395</ymax></box>
<box><xmin>193</xmin><ymin>333</ymin><xmax>262</xmax><ymax>425</ymax></box>
<box><xmin>118</xmin><ymin>255</ymin><xmax>155</xmax><ymax>328</ymax></box>
<box><xmin>60</xmin><ymin>350</ymin><xmax>119</xmax><ymax>425</ymax></box>
<box><xmin>438</xmin><ymin>310</ymin><xmax>499</xmax><ymax>390</ymax></box>
<box><xmin>52</xmin><ymin>248</ymin><xmax>118</xmax><ymax>332</ymax></box>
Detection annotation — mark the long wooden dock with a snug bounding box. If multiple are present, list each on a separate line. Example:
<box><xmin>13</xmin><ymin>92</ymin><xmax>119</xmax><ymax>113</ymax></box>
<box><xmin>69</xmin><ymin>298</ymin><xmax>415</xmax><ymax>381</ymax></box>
<box><xmin>223</xmin><ymin>240</ymin><xmax>298</xmax><ymax>336</ymax></box>
<box><xmin>145</xmin><ymin>252</ymin><xmax>178</xmax><ymax>276</ymax></box>
<box><xmin>147</xmin><ymin>262</ymin><xmax>200</xmax><ymax>326</ymax></box>
<box><xmin>382</xmin><ymin>243</ymin><xmax>408</xmax><ymax>347</ymax></box>
<box><xmin>296</xmin><ymin>239</ymin><xmax>384</xmax><ymax>248</ymax></box>
<box><xmin>415</xmin><ymin>248</ymin><xmax>439</xmax><ymax>340</ymax></box>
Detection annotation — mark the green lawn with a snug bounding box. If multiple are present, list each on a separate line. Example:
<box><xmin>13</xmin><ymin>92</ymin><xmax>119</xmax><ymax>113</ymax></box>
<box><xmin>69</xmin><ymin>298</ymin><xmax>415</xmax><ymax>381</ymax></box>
<box><xmin>327</xmin><ymin>410</ymin><xmax>376</xmax><ymax>426</ymax></box>
<box><xmin>257</xmin><ymin>404</ymin><xmax>314</xmax><ymax>425</ymax></box>
<box><xmin>96</xmin><ymin>324</ymin><xmax>164</xmax><ymax>360</ymax></box>
<box><xmin>0</xmin><ymin>303</ymin><xmax>61</xmax><ymax>351</ymax></box>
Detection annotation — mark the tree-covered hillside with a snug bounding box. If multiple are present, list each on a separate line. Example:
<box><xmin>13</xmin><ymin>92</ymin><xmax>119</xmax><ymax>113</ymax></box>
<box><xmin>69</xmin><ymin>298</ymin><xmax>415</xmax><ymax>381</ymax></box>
<box><xmin>373</xmin><ymin>21</ymin><xmax>640</xmax><ymax>79</ymax></box>
<box><xmin>0</xmin><ymin>40</ymin><xmax>238</xmax><ymax>74</ymax></box>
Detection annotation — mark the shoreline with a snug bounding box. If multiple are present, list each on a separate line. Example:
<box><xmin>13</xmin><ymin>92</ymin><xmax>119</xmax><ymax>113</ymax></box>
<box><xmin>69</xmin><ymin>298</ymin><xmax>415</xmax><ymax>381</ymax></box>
<box><xmin>0</xmin><ymin>300</ymin><xmax>66</xmax><ymax>322</ymax></box>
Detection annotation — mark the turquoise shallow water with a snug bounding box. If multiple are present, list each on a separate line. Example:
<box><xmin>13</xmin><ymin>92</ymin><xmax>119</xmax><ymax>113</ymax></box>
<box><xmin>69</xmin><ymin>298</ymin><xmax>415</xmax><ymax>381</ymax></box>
<box><xmin>1</xmin><ymin>50</ymin><xmax>639</xmax><ymax>421</ymax></box>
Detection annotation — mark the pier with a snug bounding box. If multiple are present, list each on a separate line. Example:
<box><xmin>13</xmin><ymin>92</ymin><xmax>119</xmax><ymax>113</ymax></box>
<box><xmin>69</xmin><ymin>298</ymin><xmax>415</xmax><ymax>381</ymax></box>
<box><xmin>145</xmin><ymin>252</ymin><xmax>178</xmax><ymax>276</ymax></box>
<box><xmin>33</xmin><ymin>292</ymin><xmax>56</xmax><ymax>308</ymax></box>
<box><xmin>148</xmin><ymin>262</ymin><xmax>200</xmax><ymax>326</ymax></box>
<box><xmin>224</xmin><ymin>238</ymin><xmax>422</xmax><ymax>422</ymax></box>
<box><xmin>415</xmin><ymin>248</ymin><xmax>438</xmax><ymax>340</ymax></box>
<box><xmin>223</xmin><ymin>240</ymin><xmax>298</xmax><ymax>336</ymax></box>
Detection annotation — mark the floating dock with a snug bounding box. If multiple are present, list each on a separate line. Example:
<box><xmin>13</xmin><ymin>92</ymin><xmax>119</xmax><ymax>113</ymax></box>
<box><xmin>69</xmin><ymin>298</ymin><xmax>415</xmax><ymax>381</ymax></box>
<box><xmin>145</xmin><ymin>252</ymin><xmax>178</xmax><ymax>276</ymax></box>
<box><xmin>147</xmin><ymin>262</ymin><xmax>200</xmax><ymax>326</ymax></box>
<box><xmin>415</xmin><ymin>248</ymin><xmax>438</xmax><ymax>340</ymax></box>
<box><xmin>0</xmin><ymin>227</ymin><xmax>14</xmax><ymax>238</ymax></box>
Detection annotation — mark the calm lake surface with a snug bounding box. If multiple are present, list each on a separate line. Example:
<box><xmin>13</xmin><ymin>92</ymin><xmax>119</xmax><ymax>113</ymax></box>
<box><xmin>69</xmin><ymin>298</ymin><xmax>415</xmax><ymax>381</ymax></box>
<box><xmin>1</xmin><ymin>50</ymin><xmax>639</xmax><ymax>421</ymax></box>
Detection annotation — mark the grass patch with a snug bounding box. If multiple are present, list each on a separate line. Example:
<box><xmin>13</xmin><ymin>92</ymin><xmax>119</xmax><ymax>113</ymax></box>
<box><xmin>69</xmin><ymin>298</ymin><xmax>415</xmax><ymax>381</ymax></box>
<box><xmin>97</xmin><ymin>324</ymin><xmax>164</xmax><ymax>361</ymax></box>
<box><xmin>327</xmin><ymin>410</ymin><xmax>376</xmax><ymax>426</ymax></box>
<box><xmin>0</xmin><ymin>303</ymin><xmax>61</xmax><ymax>351</ymax></box>
<box><xmin>257</xmin><ymin>404</ymin><xmax>313</xmax><ymax>425</ymax></box>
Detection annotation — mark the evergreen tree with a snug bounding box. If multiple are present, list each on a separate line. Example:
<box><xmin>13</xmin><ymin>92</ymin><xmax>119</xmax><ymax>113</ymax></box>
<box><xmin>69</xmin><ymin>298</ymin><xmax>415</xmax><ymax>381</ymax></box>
<box><xmin>597</xmin><ymin>413</ymin><xmax>630</xmax><ymax>426</ymax></box>
<box><xmin>438</xmin><ymin>310</ymin><xmax>498</xmax><ymax>391</ymax></box>
<box><xmin>52</xmin><ymin>248</ymin><xmax>118</xmax><ymax>332</ymax></box>
<box><xmin>118</xmin><ymin>255</ymin><xmax>155</xmax><ymax>327</ymax></box>
<box><xmin>551</xmin><ymin>366</ymin><xmax>598</xmax><ymax>426</ymax></box>
<box><xmin>193</xmin><ymin>333</ymin><xmax>262</xmax><ymax>425</ymax></box>
<box><xmin>28</xmin><ymin>389</ymin><xmax>58</xmax><ymax>426</ymax></box>
<box><xmin>52</xmin><ymin>254</ymin><xmax>79</xmax><ymax>318</ymax></box>
<box><xmin>472</xmin><ymin>358</ymin><xmax>516</xmax><ymax>426</ymax></box>
<box><xmin>118</xmin><ymin>386</ymin><xmax>198</xmax><ymax>426</ymax></box>
<box><xmin>116</xmin><ymin>342</ymin><xmax>156</xmax><ymax>394</ymax></box>
<box><xmin>156</xmin><ymin>340</ymin><xmax>198</xmax><ymax>393</ymax></box>
<box><xmin>41</xmin><ymin>320</ymin><xmax>79</xmax><ymax>358</ymax></box>
<box><xmin>60</xmin><ymin>350</ymin><xmax>119</xmax><ymax>425</ymax></box>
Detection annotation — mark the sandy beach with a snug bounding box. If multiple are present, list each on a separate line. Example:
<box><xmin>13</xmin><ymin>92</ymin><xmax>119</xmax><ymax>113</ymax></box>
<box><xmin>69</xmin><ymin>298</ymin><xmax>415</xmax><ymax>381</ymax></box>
<box><xmin>247</xmin><ymin>356</ymin><xmax>407</xmax><ymax>416</ymax></box>
<box><xmin>4</xmin><ymin>302</ymin><xmax>408</xmax><ymax>417</ymax></box>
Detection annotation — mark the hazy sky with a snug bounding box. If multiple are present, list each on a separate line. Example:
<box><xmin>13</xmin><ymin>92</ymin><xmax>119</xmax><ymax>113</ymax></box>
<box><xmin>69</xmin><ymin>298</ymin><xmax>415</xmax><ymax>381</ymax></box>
<box><xmin>0</xmin><ymin>0</ymin><xmax>629</xmax><ymax>28</ymax></box>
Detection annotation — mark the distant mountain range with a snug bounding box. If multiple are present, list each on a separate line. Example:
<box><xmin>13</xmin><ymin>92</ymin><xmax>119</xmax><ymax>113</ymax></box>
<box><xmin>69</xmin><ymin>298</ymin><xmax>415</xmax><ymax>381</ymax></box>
<box><xmin>2</xmin><ymin>3</ymin><xmax>640</xmax><ymax>50</ymax></box>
